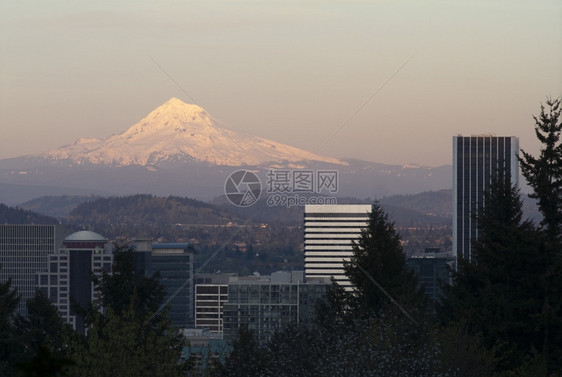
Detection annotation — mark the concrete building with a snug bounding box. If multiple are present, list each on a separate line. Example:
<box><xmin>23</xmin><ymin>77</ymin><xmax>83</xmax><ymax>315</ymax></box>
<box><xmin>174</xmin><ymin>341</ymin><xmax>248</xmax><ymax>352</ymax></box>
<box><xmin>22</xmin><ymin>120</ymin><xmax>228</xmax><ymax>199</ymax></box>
<box><xmin>223</xmin><ymin>271</ymin><xmax>328</xmax><ymax>345</ymax></box>
<box><xmin>37</xmin><ymin>230</ymin><xmax>112</xmax><ymax>333</ymax></box>
<box><xmin>304</xmin><ymin>204</ymin><xmax>372</xmax><ymax>290</ymax></box>
<box><xmin>0</xmin><ymin>224</ymin><xmax>64</xmax><ymax>316</ymax></box>
<box><xmin>453</xmin><ymin>135</ymin><xmax>519</xmax><ymax>262</ymax></box>
<box><xmin>195</xmin><ymin>283</ymin><xmax>229</xmax><ymax>334</ymax></box>
<box><xmin>193</xmin><ymin>273</ymin><xmax>237</xmax><ymax>335</ymax></box>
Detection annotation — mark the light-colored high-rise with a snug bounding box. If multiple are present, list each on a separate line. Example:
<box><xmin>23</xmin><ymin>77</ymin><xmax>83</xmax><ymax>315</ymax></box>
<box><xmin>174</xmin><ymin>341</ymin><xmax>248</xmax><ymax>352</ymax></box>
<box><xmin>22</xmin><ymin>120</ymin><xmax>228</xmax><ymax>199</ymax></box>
<box><xmin>304</xmin><ymin>204</ymin><xmax>372</xmax><ymax>289</ymax></box>
<box><xmin>453</xmin><ymin>135</ymin><xmax>519</xmax><ymax>262</ymax></box>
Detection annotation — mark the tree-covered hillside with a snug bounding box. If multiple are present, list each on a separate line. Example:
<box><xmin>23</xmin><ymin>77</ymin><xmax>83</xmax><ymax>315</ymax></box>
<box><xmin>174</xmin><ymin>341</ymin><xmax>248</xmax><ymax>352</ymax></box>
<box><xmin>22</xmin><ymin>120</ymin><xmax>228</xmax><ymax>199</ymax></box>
<box><xmin>0</xmin><ymin>203</ymin><xmax>58</xmax><ymax>225</ymax></box>
<box><xmin>66</xmin><ymin>194</ymin><xmax>246</xmax><ymax>236</ymax></box>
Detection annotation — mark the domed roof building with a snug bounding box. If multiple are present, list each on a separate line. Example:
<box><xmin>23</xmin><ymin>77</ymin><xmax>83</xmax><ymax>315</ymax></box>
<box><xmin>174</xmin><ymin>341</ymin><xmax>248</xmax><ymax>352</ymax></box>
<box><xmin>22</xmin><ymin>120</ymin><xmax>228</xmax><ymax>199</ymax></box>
<box><xmin>37</xmin><ymin>230</ymin><xmax>112</xmax><ymax>334</ymax></box>
<box><xmin>64</xmin><ymin>230</ymin><xmax>106</xmax><ymax>242</ymax></box>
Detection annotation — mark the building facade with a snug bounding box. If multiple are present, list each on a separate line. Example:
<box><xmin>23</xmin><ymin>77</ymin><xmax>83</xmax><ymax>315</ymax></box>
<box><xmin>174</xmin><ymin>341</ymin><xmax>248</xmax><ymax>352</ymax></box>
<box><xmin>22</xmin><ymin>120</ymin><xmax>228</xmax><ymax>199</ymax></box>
<box><xmin>223</xmin><ymin>272</ymin><xmax>328</xmax><ymax>345</ymax></box>
<box><xmin>195</xmin><ymin>284</ymin><xmax>229</xmax><ymax>334</ymax></box>
<box><xmin>452</xmin><ymin>135</ymin><xmax>519</xmax><ymax>262</ymax></box>
<box><xmin>0</xmin><ymin>224</ymin><xmax>64</xmax><ymax>316</ymax></box>
<box><xmin>134</xmin><ymin>241</ymin><xmax>194</xmax><ymax>328</ymax></box>
<box><xmin>407</xmin><ymin>248</ymin><xmax>453</xmax><ymax>305</ymax></box>
<box><xmin>37</xmin><ymin>230</ymin><xmax>112</xmax><ymax>333</ymax></box>
<box><xmin>304</xmin><ymin>204</ymin><xmax>372</xmax><ymax>290</ymax></box>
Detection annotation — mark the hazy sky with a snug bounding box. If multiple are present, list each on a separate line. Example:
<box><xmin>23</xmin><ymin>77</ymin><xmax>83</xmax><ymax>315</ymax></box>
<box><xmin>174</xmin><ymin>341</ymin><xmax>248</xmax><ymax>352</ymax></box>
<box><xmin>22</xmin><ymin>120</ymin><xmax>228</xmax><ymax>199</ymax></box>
<box><xmin>1</xmin><ymin>0</ymin><xmax>561</xmax><ymax>166</ymax></box>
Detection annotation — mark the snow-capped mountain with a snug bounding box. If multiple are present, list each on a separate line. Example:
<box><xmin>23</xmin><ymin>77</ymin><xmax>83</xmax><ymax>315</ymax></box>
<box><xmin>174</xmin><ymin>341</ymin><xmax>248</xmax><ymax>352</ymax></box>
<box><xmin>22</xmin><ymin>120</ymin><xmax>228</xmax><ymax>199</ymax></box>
<box><xmin>41</xmin><ymin>98</ymin><xmax>343</xmax><ymax>167</ymax></box>
<box><xmin>0</xmin><ymin>98</ymin><xmax>453</xmax><ymax>205</ymax></box>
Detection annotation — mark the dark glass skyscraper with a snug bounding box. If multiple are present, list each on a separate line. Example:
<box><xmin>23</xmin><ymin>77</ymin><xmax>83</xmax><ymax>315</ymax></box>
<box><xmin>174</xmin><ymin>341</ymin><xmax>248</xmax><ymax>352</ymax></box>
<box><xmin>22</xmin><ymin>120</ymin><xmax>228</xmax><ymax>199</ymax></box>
<box><xmin>452</xmin><ymin>135</ymin><xmax>519</xmax><ymax>262</ymax></box>
<box><xmin>133</xmin><ymin>241</ymin><xmax>194</xmax><ymax>328</ymax></box>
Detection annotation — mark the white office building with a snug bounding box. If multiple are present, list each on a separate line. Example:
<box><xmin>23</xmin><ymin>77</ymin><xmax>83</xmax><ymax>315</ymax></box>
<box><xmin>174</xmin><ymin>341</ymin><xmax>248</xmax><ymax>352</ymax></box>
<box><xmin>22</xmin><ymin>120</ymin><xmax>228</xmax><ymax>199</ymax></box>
<box><xmin>304</xmin><ymin>204</ymin><xmax>372</xmax><ymax>290</ymax></box>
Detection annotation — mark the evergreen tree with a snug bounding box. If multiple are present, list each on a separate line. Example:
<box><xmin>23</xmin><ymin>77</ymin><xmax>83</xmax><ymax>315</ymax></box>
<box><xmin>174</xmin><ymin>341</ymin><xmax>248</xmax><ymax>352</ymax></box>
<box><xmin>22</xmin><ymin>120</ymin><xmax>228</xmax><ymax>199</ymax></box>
<box><xmin>66</xmin><ymin>243</ymin><xmax>187</xmax><ymax>377</ymax></box>
<box><xmin>68</xmin><ymin>304</ymin><xmax>185</xmax><ymax>377</ymax></box>
<box><xmin>18</xmin><ymin>289</ymin><xmax>73</xmax><ymax>356</ymax></box>
<box><xmin>94</xmin><ymin>243</ymin><xmax>164</xmax><ymax>319</ymax></box>
<box><xmin>519</xmin><ymin>97</ymin><xmax>562</xmax><ymax>373</ymax></box>
<box><xmin>16</xmin><ymin>346</ymin><xmax>74</xmax><ymax>377</ymax></box>
<box><xmin>214</xmin><ymin>325</ymin><xmax>268</xmax><ymax>377</ymax></box>
<box><xmin>0</xmin><ymin>276</ymin><xmax>24</xmax><ymax>376</ymax></box>
<box><xmin>343</xmin><ymin>202</ymin><xmax>425</xmax><ymax>318</ymax></box>
<box><xmin>520</xmin><ymin>97</ymin><xmax>562</xmax><ymax>240</ymax></box>
<box><xmin>439</xmin><ymin>176</ymin><xmax>549</xmax><ymax>374</ymax></box>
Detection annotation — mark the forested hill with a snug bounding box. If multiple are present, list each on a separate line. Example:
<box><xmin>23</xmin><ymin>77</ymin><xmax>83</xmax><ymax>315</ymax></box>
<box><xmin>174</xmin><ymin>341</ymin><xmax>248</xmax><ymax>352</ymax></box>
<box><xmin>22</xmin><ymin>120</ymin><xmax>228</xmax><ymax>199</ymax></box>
<box><xmin>65</xmin><ymin>194</ymin><xmax>248</xmax><ymax>239</ymax></box>
<box><xmin>0</xmin><ymin>203</ymin><xmax>58</xmax><ymax>224</ymax></box>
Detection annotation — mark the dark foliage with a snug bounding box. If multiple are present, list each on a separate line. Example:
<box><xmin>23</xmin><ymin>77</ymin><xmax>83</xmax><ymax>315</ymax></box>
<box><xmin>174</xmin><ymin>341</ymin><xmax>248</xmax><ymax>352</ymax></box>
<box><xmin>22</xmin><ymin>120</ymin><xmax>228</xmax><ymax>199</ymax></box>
<box><xmin>520</xmin><ymin>97</ymin><xmax>562</xmax><ymax>240</ymax></box>
<box><xmin>17</xmin><ymin>346</ymin><xmax>74</xmax><ymax>377</ymax></box>
<box><xmin>213</xmin><ymin>325</ymin><xmax>267</xmax><ymax>377</ymax></box>
<box><xmin>18</xmin><ymin>195</ymin><xmax>100</xmax><ymax>218</ymax></box>
<box><xmin>0</xmin><ymin>203</ymin><xmax>58</xmax><ymax>224</ymax></box>
<box><xmin>0</xmin><ymin>276</ymin><xmax>25</xmax><ymax>376</ymax></box>
<box><xmin>17</xmin><ymin>290</ymin><xmax>73</xmax><ymax>357</ymax></box>
<box><xmin>66</xmin><ymin>194</ymin><xmax>245</xmax><ymax>237</ymax></box>
<box><xmin>66</xmin><ymin>243</ymin><xmax>187</xmax><ymax>377</ymax></box>
<box><xmin>439</xmin><ymin>176</ymin><xmax>549</xmax><ymax>374</ymax></box>
<box><xmin>343</xmin><ymin>202</ymin><xmax>426</xmax><ymax>319</ymax></box>
<box><xmin>93</xmin><ymin>243</ymin><xmax>164</xmax><ymax>319</ymax></box>
<box><xmin>518</xmin><ymin>97</ymin><xmax>562</xmax><ymax>374</ymax></box>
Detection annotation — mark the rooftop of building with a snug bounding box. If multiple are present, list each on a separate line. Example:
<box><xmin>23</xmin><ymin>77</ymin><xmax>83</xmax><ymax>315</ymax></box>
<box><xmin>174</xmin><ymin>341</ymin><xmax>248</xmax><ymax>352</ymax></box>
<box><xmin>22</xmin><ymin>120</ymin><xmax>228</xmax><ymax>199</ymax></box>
<box><xmin>304</xmin><ymin>203</ymin><xmax>373</xmax><ymax>213</ymax></box>
<box><xmin>152</xmin><ymin>243</ymin><xmax>191</xmax><ymax>250</ymax></box>
<box><xmin>64</xmin><ymin>230</ymin><xmax>106</xmax><ymax>242</ymax></box>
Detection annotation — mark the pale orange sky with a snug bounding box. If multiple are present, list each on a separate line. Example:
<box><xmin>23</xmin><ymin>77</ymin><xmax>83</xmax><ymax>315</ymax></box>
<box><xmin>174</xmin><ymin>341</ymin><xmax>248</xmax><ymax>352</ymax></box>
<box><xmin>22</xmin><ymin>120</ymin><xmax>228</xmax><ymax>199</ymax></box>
<box><xmin>1</xmin><ymin>1</ymin><xmax>560</xmax><ymax>166</ymax></box>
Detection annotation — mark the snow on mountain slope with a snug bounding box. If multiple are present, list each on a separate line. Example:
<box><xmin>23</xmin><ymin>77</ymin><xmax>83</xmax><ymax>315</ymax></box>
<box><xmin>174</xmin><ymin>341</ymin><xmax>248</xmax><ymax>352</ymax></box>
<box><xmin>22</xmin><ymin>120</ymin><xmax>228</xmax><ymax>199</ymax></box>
<box><xmin>41</xmin><ymin>98</ymin><xmax>344</xmax><ymax>167</ymax></box>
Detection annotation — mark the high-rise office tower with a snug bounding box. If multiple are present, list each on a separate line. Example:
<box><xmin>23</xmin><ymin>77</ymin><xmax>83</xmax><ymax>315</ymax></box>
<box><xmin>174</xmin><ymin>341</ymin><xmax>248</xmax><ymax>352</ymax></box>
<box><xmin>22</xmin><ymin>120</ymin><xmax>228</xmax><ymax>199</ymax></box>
<box><xmin>152</xmin><ymin>243</ymin><xmax>194</xmax><ymax>328</ymax></box>
<box><xmin>133</xmin><ymin>241</ymin><xmax>194</xmax><ymax>328</ymax></box>
<box><xmin>37</xmin><ymin>230</ymin><xmax>112</xmax><ymax>333</ymax></box>
<box><xmin>304</xmin><ymin>204</ymin><xmax>372</xmax><ymax>290</ymax></box>
<box><xmin>453</xmin><ymin>135</ymin><xmax>519</xmax><ymax>262</ymax></box>
<box><xmin>0</xmin><ymin>224</ymin><xmax>64</xmax><ymax>316</ymax></box>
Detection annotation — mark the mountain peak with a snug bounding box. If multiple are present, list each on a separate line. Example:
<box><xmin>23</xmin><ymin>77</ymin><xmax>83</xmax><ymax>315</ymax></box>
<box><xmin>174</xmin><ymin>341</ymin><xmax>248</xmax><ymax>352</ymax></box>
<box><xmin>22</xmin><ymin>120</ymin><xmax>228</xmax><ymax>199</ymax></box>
<box><xmin>160</xmin><ymin>97</ymin><xmax>205</xmax><ymax>114</ymax></box>
<box><xmin>39</xmin><ymin>99</ymin><xmax>345</xmax><ymax>167</ymax></box>
<box><xmin>145</xmin><ymin>98</ymin><xmax>211</xmax><ymax>126</ymax></box>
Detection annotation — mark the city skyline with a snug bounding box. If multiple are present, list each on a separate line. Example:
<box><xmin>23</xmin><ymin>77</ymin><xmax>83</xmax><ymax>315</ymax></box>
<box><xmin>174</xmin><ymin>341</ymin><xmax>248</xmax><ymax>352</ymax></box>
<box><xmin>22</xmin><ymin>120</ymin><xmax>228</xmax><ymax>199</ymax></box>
<box><xmin>1</xmin><ymin>1</ymin><xmax>561</xmax><ymax>166</ymax></box>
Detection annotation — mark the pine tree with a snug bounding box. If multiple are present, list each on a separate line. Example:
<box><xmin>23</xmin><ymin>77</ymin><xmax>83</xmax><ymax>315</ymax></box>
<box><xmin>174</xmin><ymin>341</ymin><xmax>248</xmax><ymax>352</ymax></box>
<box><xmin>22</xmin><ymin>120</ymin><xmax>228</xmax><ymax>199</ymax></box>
<box><xmin>343</xmin><ymin>202</ymin><xmax>425</xmax><ymax>318</ymax></box>
<box><xmin>68</xmin><ymin>304</ymin><xmax>186</xmax><ymax>377</ymax></box>
<box><xmin>519</xmin><ymin>97</ymin><xmax>562</xmax><ymax>373</ymax></box>
<box><xmin>67</xmin><ymin>244</ymin><xmax>187</xmax><ymax>377</ymax></box>
<box><xmin>0</xmin><ymin>276</ymin><xmax>25</xmax><ymax>376</ymax></box>
<box><xmin>18</xmin><ymin>289</ymin><xmax>73</xmax><ymax>356</ymax></box>
<box><xmin>214</xmin><ymin>325</ymin><xmax>268</xmax><ymax>377</ymax></box>
<box><xmin>94</xmin><ymin>243</ymin><xmax>164</xmax><ymax>319</ymax></box>
<box><xmin>439</xmin><ymin>176</ymin><xmax>549</xmax><ymax>373</ymax></box>
<box><xmin>520</xmin><ymin>97</ymin><xmax>562</xmax><ymax>241</ymax></box>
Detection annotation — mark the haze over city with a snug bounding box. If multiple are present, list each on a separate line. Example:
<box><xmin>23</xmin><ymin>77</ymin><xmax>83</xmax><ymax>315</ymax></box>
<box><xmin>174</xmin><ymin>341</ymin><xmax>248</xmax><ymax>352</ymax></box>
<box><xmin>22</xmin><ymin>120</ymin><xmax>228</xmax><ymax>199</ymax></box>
<box><xmin>1</xmin><ymin>1</ymin><xmax>560</xmax><ymax>166</ymax></box>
